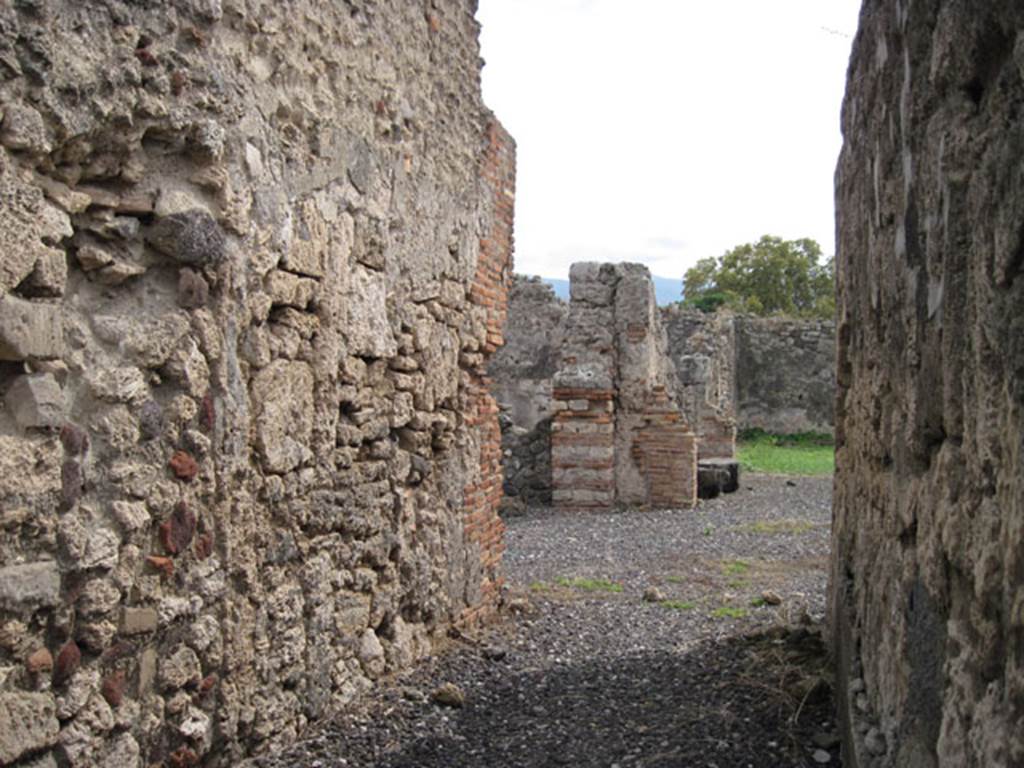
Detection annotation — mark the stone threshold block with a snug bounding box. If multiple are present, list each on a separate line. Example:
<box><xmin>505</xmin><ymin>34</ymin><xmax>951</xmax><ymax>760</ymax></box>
<box><xmin>697</xmin><ymin>458</ymin><xmax>740</xmax><ymax>499</ymax></box>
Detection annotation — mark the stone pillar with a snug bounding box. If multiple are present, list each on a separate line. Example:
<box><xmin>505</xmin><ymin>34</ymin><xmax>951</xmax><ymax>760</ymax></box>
<box><xmin>552</xmin><ymin>263</ymin><xmax>696</xmax><ymax>511</ymax></box>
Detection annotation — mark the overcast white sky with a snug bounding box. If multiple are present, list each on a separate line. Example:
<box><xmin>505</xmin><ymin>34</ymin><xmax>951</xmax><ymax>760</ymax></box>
<box><xmin>475</xmin><ymin>1</ymin><xmax>862</xmax><ymax>281</ymax></box>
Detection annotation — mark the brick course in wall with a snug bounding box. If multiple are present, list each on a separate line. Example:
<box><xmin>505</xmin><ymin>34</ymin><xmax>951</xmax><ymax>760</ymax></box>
<box><xmin>459</xmin><ymin>119</ymin><xmax>516</xmax><ymax>625</ymax></box>
<box><xmin>551</xmin><ymin>388</ymin><xmax>616</xmax><ymax>510</ymax></box>
<box><xmin>632</xmin><ymin>388</ymin><xmax>697</xmax><ymax>508</ymax></box>
<box><xmin>697</xmin><ymin>413</ymin><xmax>736</xmax><ymax>460</ymax></box>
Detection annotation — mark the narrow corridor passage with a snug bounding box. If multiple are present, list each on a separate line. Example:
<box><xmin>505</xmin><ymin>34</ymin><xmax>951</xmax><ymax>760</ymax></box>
<box><xmin>251</xmin><ymin>475</ymin><xmax>837</xmax><ymax>768</ymax></box>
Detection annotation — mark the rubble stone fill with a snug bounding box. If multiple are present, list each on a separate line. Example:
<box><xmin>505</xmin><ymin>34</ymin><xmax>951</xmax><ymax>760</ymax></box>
<box><xmin>0</xmin><ymin>1</ymin><xmax>514</xmax><ymax>764</ymax></box>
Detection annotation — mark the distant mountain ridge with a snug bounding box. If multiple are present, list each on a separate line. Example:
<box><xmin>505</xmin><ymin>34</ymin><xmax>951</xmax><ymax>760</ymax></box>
<box><xmin>539</xmin><ymin>275</ymin><xmax>682</xmax><ymax>306</ymax></box>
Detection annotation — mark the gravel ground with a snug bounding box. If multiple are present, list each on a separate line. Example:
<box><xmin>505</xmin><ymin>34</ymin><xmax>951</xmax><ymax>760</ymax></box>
<box><xmin>249</xmin><ymin>473</ymin><xmax>839</xmax><ymax>768</ymax></box>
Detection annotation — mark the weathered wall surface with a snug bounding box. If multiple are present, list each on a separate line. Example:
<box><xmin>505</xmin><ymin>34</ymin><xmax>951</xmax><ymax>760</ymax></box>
<box><xmin>0</xmin><ymin>2</ymin><xmax>513</xmax><ymax>766</ymax></box>
<box><xmin>662</xmin><ymin>309</ymin><xmax>835</xmax><ymax>437</ymax></box>
<box><xmin>489</xmin><ymin>276</ymin><xmax>564</xmax><ymax>505</ymax></box>
<box><xmin>551</xmin><ymin>263</ymin><xmax>696</xmax><ymax>511</ymax></box>
<box><xmin>734</xmin><ymin>316</ymin><xmax>835</xmax><ymax>435</ymax></box>
<box><xmin>661</xmin><ymin>307</ymin><xmax>737</xmax><ymax>458</ymax></box>
<box><xmin>832</xmin><ymin>2</ymin><xmax>1024</xmax><ymax>766</ymax></box>
<box><xmin>662</xmin><ymin>307</ymin><xmax>736</xmax><ymax>427</ymax></box>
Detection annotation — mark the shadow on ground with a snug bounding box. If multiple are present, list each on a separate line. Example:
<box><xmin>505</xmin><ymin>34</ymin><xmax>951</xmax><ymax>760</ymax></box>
<box><xmin>287</xmin><ymin>626</ymin><xmax>840</xmax><ymax>768</ymax></box>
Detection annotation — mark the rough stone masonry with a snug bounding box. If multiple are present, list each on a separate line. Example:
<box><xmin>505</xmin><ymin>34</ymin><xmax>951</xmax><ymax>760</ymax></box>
<box><xmin>662</xmin><ymin>310</ymin><xmax>835</xmax><ymax>438</ymax></box>
<box><xmin>490</xmin><ymin>276</ymin><xmax>565</xmax><ymax>506</ymax></box>
<box><xmin>0</xmin><ymin>1</ymin><xmax>514</xmax><ymax>765</ymax></box>
<box><xmin>833</xmin><ymin>1</ymin><xmax>1024</xmax><ymax>766</ymax></box>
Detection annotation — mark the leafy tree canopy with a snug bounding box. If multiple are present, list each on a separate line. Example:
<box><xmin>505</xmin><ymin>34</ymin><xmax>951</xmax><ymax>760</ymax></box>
<box><xmin>681</xmin><ymin>235</ymin><xmax>834</xmax><ymax>319</ymax></box>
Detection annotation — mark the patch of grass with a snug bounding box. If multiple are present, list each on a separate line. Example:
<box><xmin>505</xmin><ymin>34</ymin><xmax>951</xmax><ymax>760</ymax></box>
<box><xmin>712</xmin><ymin>606</ymin><xmax>748</xmax><ymax>619</ymax></box>
<box><xmin>665</xmin><ymin>575</ymin><xmax>685</xmax><ymax>584</ymax></box>
<box><xmin>727</xmin><ymin>578</ymin><xmax>749</xmax><ymax>589</ymax></box>
<box><xmin>555</xmin><ymin>576</ymin><xmax>623</xmax><ymax>593</ymax></box>
<box><xmin>529</xmin><ymin>581</ymin><xmax>549</xmax><ymax>592</ymax></box>
<box><xmin>738</xmin><ymin>519</ymin><xmax>817</xmax><ymax>535</ymax></box>
<box><xmin>701</xmin><ymin>524</ymin><xmax>714</xmax><ymax>537</ymax></box>
<box><xmin>737</xmin><ymin>430</ymin><xmax>834</xmax><ymax>476</ymax></box>
<box><xmin>738</xmin><ymin>428</ymin><xmax>834</xmax><ymax>446</ymax></box>
<box><xmin>750</xmin><ymin>596</ymin><xmax>768</xmax><ymax>607</ymax></box>
<box><xmin>722</xmin><ymin>560</ymin><xmax>751</xmax><ymax>576</ymax></box>
<box><xmin>660</xmin><ymin>600</ymin><xmax>696</xmax><ymax>611</ymax></box>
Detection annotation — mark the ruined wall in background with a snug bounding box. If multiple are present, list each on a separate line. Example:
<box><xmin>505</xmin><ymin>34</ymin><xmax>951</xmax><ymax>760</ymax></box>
<box><xmin>832</xmin><ymin>2</ymin><xmax>1024</xmax><ymax>766</ymax></box>
<box><xmin>661</xmin><ymin>307</ymin><xmax>737</xmax><ymax>458</ymax></box>
<box><xmin>662</xmin><ymin>308</ymin><xmax>736</xmax><ymax>426</ymax></box>
<box><xmin>734</xmin><ymin>316</ymin><xmax>834</xmax><ymax>435</ymax></box>
<box><xmin>493</xmin><ymin>284</ymin><xmax>836</xmax><ymax>503</ymax></box>
<box><xmin>0</xmin><ymin>2</ymin><xmax>513</xmax><ymax>765</ymax></box>
<box><xmin>489</xmin><ymin>276</ymin><xmax>564</xmax><ymax>505</ymax></box>
<box><xmin>662</xmin><ymin>309</ymin><xmax>834</xmax><ymax>438</ymax></box>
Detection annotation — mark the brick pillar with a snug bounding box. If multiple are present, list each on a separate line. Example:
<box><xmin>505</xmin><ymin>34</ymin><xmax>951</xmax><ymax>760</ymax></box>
<box><xmin>551</xmin><ymin>386</ymin><xmax>615</xmax><ymax>511</ymax></box>
<box><xmin>459</xmin><ymin>118</ymin><xmax>515</xmax><ymax>625</ymax></box>
<box><xmin>633</xmin><ymin>387</ymin><xmax>698</xmax><ymax>508</ymax></box>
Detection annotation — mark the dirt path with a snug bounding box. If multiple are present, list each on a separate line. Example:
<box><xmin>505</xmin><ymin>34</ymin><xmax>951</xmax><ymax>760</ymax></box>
<box><xmin>250</xmin><ymin>474</ymin><xmax>839</xmax><ymax>768</ymax></box>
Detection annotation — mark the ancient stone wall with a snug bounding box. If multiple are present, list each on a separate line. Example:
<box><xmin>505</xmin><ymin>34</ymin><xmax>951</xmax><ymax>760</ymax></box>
<box><xmin>733</xmin><ymin>316</ymin><xmax>835</xmax><ymax>435</ymax></box>
<box><xmin>661</xmin><ymin>307</ymin><xmax>737</xmax><ymax>458</ymax></box>
<box><xmin>0</xmin><ymin>2</ymin><xmax>513</xmax><ymax>766</ymax></box>
<box><xmin>832</xmin><ymin>2</ymin><xmax>1024</xmax><ymax>766</ymax></box>
<box><xmin>494</xmin><ymin>279</ymin><xmax>836</xmax><ymax>502</ymax></box>
<box><xmin>662</xmin><ymin>308</ymin><xmax>835</xmax><ymax>438</ymax></box>
<box><xmin>489</xmin><ymin>276</ymin><xmax>564</xmax><ymax>505</ymax></box>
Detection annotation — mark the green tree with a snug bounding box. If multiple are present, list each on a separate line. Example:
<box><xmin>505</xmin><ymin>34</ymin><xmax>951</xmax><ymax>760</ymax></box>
<box><xmin>681</xmin><ymin>235</ymin><xmax>834</xmax><ymax>319</ymax></box>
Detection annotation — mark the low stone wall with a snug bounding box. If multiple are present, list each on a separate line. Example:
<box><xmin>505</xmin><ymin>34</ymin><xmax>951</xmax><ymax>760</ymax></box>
<box><xmin>0</xmin><ymin>2</ymin><xmax>512</xmax><ymax>766</ymax></box>
<box><xmin>662</xmin><ymin>308</ymin><xmax>835</xmax><ymax>437</ymax></box>
<box><xmin>734</xmin><ymin>316</ymin><xmax>835</xmax><ymax>435</ymax></box>
<box><xmin>832</xmin><ymin>2</ymin><xmax>1024</xmax><ymax>765</ymax></box>
<box><xmin>498</xmin><ymin>414</ymin><xmax>552</xmax><ymax>506</ymax></box>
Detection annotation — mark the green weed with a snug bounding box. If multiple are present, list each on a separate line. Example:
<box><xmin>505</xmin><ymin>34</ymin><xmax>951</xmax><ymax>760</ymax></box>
<box><xmin>722</xmin><ymin>560</ymin><xmax>751</xmax><ymax>576</ymax></box>
<box><xmin>555</xmin><ymin>576</ymin><xmax>624</xmax><ymax>593</ymax></box>
<box><xmin>711</xmin><ymin>606</ymin><xmax>748</xmax><ymax>619</ymax></box>
<box><xmin>739</xmin><ymin>519</ymin><xmax>817</xmax><ymax>535</ymax></box>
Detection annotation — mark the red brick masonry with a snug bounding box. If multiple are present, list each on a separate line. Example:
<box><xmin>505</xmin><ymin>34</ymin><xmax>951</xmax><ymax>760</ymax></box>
<box><xmin>632</xmin><ymin>387</ymin><xmax>697</xmax><ymax>508</ymax></box>
<box><xmin>551</xmin><ymin>388</ymin><xmax>616</xmax><ymax>511</ymax></box>
<box><xmin>460</xmin><ymin>118</ymin><xmax>515</xmax><ymax>624</ymax></box>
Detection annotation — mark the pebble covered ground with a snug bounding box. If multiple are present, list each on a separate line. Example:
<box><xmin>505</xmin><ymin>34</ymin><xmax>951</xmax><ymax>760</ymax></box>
<box><xmin>248</xmin><ymin>473</ymin><xmax>839</xmax><ymax>768</ymax></box>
